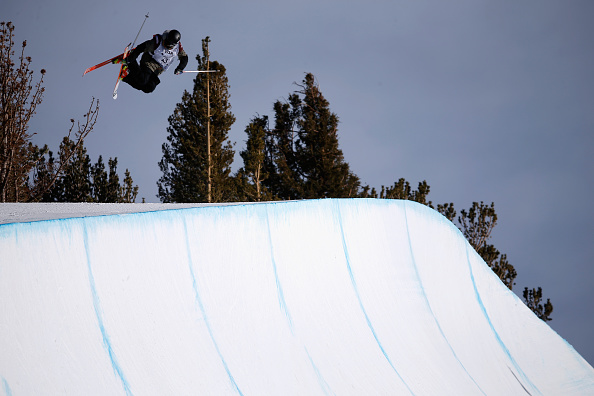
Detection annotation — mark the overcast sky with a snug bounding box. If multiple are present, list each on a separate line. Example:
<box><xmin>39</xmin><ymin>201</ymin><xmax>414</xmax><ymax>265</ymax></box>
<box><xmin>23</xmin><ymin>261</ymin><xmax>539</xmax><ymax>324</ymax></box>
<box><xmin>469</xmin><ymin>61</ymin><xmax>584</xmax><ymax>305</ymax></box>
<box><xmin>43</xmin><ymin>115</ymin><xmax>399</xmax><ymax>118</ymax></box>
<box><xmin>3</xmin><ymin>0</ymin><xmax>593</xmax><ymax>366</ymax></box>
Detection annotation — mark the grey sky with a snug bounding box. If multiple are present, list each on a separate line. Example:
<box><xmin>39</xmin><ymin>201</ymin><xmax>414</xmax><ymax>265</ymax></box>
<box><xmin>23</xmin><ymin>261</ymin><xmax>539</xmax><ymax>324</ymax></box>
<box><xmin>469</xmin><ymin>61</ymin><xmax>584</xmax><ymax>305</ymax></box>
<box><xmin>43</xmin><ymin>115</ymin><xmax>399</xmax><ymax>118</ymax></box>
<box><xmin>3</xmin><ymin>0</ymin><xmax>593</xmax><ymax>366</ymax></box>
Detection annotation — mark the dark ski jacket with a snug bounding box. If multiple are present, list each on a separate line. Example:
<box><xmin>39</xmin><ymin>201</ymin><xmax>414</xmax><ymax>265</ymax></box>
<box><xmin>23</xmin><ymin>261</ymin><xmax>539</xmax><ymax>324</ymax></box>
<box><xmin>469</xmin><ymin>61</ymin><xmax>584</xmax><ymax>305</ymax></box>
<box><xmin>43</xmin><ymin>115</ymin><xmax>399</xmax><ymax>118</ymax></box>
<box><xmin>127</xmin><ymin>33</ymin><xmax>188</xmax><ymax>75</ymax></box>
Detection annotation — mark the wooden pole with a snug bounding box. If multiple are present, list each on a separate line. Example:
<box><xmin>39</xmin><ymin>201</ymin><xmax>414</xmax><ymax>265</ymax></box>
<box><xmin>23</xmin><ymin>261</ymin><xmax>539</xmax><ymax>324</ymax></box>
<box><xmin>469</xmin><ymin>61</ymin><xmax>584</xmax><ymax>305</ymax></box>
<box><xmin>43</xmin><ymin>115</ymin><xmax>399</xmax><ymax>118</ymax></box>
<box><xmin>204</xmin><ymin>37</ymin><xmax>212</xmax><ymax>203</ymax></box>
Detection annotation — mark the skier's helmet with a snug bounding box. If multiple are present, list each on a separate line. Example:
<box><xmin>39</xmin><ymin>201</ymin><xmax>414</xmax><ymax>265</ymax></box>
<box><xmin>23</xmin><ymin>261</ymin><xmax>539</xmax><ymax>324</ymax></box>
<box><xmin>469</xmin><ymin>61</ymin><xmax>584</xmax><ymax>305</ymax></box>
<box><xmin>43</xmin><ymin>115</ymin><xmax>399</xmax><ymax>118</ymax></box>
<box><xmin>163</xmin><ymin>30</ymin><xmax>181</xmax><ymax>49</ymax></box>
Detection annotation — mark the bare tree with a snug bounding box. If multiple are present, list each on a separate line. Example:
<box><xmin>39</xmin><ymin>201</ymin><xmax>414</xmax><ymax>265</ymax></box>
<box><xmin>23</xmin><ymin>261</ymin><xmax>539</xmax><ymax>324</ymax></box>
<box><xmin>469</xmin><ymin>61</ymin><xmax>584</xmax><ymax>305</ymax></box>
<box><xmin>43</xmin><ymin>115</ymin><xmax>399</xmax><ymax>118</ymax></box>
<box><xmin>0</xmin><ymin>21</ymin><xmax>98</xmax><ymax>202</ymax></box>
<box><xmin>28</xmin><ymin>100</ymin><xmax>100</xmax><ymax>201</ymax></box>
<box><xmin>0</xmin><ymin>21</ymin><xmax>46</xmax><ymax>202</ymax></box>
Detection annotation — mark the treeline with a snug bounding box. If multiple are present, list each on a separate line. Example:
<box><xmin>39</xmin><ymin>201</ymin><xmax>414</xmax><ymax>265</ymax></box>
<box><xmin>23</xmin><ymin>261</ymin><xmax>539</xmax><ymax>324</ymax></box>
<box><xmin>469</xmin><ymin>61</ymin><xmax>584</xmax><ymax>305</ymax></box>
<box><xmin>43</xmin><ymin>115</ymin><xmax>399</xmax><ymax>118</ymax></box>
<box><xmin>34</xmin><ymin>137</ymin><xmax>138</xmax><ymax>203</ymax></box>
<box><xmin>0</xmin><ymin>21</ymin><xmax>137</xmax><ymax>203</ymax></box>
<box><xmin>157</xmin><ymin>37</ymin><xmax>553</xmax><ymax>321</ymax></box>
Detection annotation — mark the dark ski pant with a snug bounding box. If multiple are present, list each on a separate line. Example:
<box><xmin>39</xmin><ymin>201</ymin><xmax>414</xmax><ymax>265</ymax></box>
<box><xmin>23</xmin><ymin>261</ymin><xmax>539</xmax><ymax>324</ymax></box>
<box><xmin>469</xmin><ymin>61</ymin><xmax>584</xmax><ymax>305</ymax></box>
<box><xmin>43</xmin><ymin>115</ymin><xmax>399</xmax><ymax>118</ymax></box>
<box><xmin>123</xmin><ymin>61</ymin><xmax>160</xmax><ymax>93</ymax></box>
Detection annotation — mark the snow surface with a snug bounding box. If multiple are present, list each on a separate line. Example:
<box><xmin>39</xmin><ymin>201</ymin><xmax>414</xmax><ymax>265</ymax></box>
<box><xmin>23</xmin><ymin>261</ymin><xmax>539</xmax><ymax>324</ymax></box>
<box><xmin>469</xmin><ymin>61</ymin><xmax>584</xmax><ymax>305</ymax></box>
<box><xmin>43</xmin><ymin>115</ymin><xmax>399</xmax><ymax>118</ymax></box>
<box><xmin>0</xmin><ymin>202</ymin><xmax>242</xmax><ymax>225</ymax></box>
<box><xmin>1</xmin><ymin>199</ymin><xmax>593</xmax><ymax>395</ymax></box>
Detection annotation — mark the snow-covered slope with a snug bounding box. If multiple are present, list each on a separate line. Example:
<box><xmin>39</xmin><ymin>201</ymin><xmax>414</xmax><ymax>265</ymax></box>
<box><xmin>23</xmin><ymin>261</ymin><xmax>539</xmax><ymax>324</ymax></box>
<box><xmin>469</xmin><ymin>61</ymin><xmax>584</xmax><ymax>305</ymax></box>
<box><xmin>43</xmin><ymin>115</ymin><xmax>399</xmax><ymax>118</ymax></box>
<box><xmin>1</xmin><ymin>199</ymin><xmax>593</xmax><ymax>395</ymax></box>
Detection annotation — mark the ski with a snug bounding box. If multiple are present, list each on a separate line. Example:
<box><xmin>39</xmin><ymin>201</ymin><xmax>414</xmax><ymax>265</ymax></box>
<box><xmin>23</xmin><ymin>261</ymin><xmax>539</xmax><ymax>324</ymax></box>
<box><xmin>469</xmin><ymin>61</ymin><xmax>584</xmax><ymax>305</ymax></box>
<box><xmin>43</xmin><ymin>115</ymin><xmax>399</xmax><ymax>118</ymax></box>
<box><xmin>83</xmin><ymin>13</ymin><xmax>149</xmax><ymax>98</ymax></box>
<box><xmin>112</xmin><ymin>44</ymin><xmax>130</xmax><ymax>100</ymax></box>
<box><xmin>82</xmin><ymin>52</ymin><xmax>127</xmax><ymax>76</ymax></box>
<box><xmin>111</xmin><ymin>13</ymin><xmax>149</xmax><ymax>99</ymax></box>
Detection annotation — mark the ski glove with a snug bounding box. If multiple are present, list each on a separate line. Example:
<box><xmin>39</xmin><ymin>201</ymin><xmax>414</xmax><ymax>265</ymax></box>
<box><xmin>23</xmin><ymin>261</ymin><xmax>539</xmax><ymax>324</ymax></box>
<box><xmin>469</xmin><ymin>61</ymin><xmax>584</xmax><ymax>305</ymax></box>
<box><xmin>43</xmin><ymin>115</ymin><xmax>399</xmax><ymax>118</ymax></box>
<box><xmin>174</xmin><ymin>68</ymin><xmax>183</xmax><ymax>75</ymax></box>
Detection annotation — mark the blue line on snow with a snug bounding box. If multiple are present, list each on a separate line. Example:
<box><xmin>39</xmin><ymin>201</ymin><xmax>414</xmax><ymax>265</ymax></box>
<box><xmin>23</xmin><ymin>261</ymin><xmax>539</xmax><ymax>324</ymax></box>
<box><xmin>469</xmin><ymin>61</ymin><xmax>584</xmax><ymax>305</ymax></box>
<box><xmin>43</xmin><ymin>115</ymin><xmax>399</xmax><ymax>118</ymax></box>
<box><xmin>402</xmin><ymin>202</ymin><xmax>485</xmax><ymax>395</ymax></box>
<box><xmin>182</xmin><ymin>218</ymin><xmax>244</xmax><ymax>396</ymax></box>
<box><xmin>2</xmin><ymin>377</ymin><xmax>12</xmax><ymax>396</ymax></box>
<box><xmin>465</xmin><ymin>245</ymin><xmax>541</xmax><ymax>395</ymax></box>
<box><xmin>266</xmin><ymin>206</ymin><xmax>337</xmax><ymax>395</ymax></box>
<box><xmin>304</xmin><ymin>346</ymin><xmax>335</xmax><ymax>396</ymax></box>
<box><xmin>335</xmin><ymin>201</ymin><xmax>414</xmax><ymax>395</ymax></box>
<box><xmin>265</xmin><ymin>209</ymin><xmax>294</xmax><ymax>333</ymax></box>
<box><xmin>82</xmin><ymin>223</ymin><xmax>133</xmax><ymax>396</ymax></box>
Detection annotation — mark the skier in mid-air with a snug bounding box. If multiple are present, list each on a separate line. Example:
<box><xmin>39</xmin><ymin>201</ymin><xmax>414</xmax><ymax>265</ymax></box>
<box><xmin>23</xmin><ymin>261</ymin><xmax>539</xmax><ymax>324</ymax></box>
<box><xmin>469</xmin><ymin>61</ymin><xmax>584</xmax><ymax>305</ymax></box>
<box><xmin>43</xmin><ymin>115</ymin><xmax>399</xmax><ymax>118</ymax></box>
<box><xmin>120</xmin><ymin>29</ymin><xmax>188</xmax><ymax>93</ymax></box>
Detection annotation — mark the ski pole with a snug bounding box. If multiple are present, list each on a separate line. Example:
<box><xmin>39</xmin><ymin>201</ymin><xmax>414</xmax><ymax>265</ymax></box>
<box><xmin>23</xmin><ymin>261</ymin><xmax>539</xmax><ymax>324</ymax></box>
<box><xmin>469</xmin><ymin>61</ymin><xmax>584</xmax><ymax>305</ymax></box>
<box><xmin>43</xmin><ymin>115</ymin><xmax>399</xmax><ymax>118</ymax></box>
<box><xmin>181</xmin><ymin>70</ymin><xmax>220</xmax><ymax>73</ymax></box>
<box><xmin>131</xmin><ymin>13</ymin><xmax>149</xmax><ymax>49</ymax></box>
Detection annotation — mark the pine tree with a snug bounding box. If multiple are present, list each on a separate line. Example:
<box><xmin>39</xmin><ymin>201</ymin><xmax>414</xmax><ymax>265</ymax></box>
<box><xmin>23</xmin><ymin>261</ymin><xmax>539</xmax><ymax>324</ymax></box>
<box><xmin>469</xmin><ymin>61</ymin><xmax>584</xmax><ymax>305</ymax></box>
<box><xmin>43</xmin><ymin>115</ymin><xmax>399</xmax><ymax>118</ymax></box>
<box><xmin>106</xmin><ymin>157</ymin><xmax>121</xmax><ymax>203</ymax></box>
<box><xmin>373</xmin><ymin>178</ymin><xmax>433</xmax><ymax>205</ymax></box>
<box><xmin>158</xmin><ymin>37</ymin><xmax>236</xmax><ymax>203</ymax></box>
<box><xmin>39</xmin><ymin>138</ymin><xmax>138</xmax><ymax>203</ymax></box>
<box><xmin>121</xmin><ymin>169</ymin><xmax>139</xmax><ymax>203</ymax></box>
<box><xmin>237</xmin><ymin>115</ymin><xmax>273</xmax><ymax>201</ymax></box>
<box><xmin>458</xmin><ymin>202</ymin><xmax>497</xmax><ymax>250</ymax></box>
<box><xmin>91</xmin><ymin>155</ymin><xmax>108</xmax><ymax>202</ymax></box>
<box><xmin>263</xmin><ymin>96</ymin><xmax>303</xmax><ymax>199</ymax></box>
<box><xmin>90</xmin><ymin>156</ymin><xmax>127</xmax><ymax>203</ymax></box>
<box><xmin>50</xmin><ymin>137</ymin><xmax>92</xmax><ymax>202</ymax></box>
<box><xmin>450</xmin><ymin>201</ymin><xmax>519</xmax><ymax>290</ymax></box>
<box><xmin>295</xmin><ymin>74</ymin><xmax>360</xmax><ymax>198</ymax></box>
<box><xmin>261</xmin><ymin>73</ymin><xmax>360</xmax><ymax>199</ymax></box>
<box><xmin>436</xmin><ymin>202</ymin><xmax>456</xmax><ymax>222</ymax></box>
<box><xmin>523</xmin><ymin>287</ymin><xmax>553</xmax><ymax>322</ymax></box>
<box><xmin>29</xmin><ymin>145</ymin><xmax>56</xmax><ymax>202</ymax></box>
